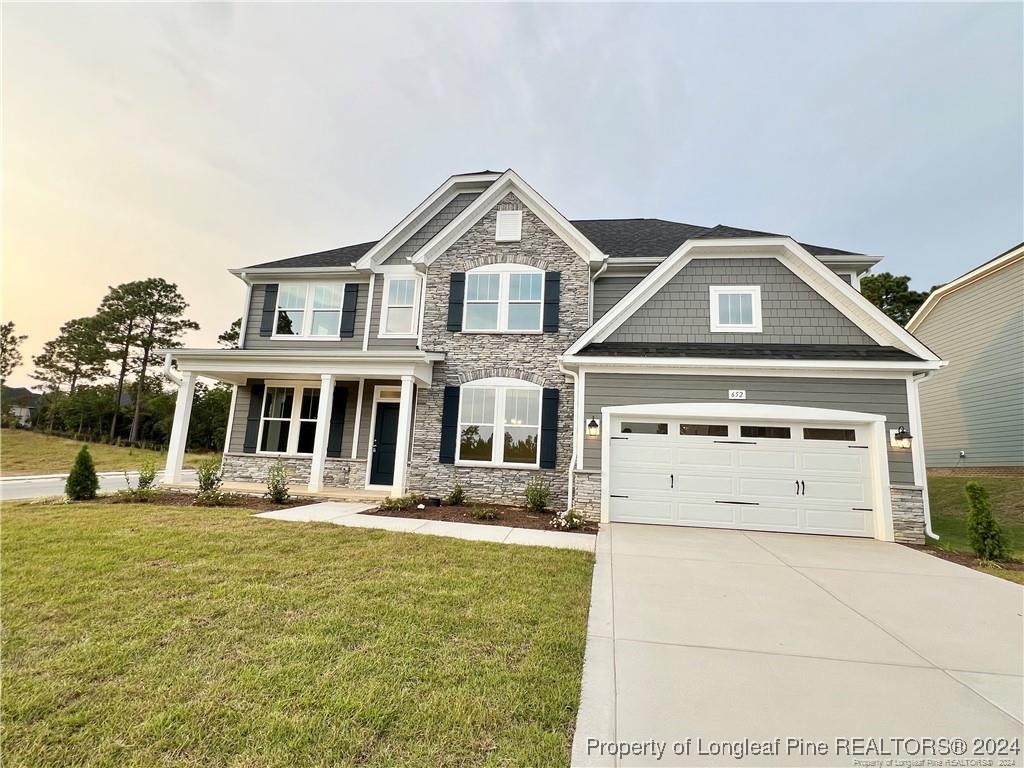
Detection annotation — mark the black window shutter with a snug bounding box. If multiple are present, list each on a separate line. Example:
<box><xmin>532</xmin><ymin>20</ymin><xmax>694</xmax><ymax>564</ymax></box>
<box><xmin>242</xmin><ymin>381</ymin><xmax>265</xmax><ymax>453</ymax></box>
<box><xmin>447</xmin><ymin>273</ymin><xmax>466</xmax><ymax>332</ymax></box>
<box><xmin>439</xmin><ymin>385</ymin><xmax>460</xmax><ymax>464</ymax></box>
<box><xmin>326</xmin><ymin>384</ymin><xmax>348</xmax><ymax>458</ymax></box>
<box><xmin>340</xmin><ymin>284</ymin><xmax>359</xmax><ymax>338</ymax></box>
<box><xmin>543</xmin><ymin>272</ymin><xmax>560</xmax><ymax>332</ymax></box>
<box><xmin>540</xmin><ymin>388</ymin><xmax>559</xmax><ymax>469</ymax></box>
<box><xmin>259</xmin><ymin>285</ymin><xmax>278</xmax><ymax>337</ymax></box>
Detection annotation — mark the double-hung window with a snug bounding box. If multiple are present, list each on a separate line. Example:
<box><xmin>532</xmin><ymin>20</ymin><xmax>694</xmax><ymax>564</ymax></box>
<box><xmin>456</xmin><ymin>380</ymin><xmax>541</xmax><ymax>466</ymax></box>
<box><xmin>274</xmin><ymin>283</ymin><xmax>345</xmax><ymax>337</ymax></box>
<box><xmin>380</xmin><ymin>276</ymin><xmax>419</xmax><ymax>336</ymax></box>
<box><xmin>709</xmin><ymin>285</ymin><xmax>762</xmax><ymax>332</ymax></box>
<box><xmin>463</xmin><ymin>266</ymin><xmax>543</xmax><ymax>333</ymax></box>
<box><xmin>259</xmin><ymin>385</ymin><xmax>321</xmax><ymax>454</ymax></box>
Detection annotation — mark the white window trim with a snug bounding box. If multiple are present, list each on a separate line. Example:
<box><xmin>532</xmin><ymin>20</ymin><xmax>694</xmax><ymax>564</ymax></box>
<box><xmin>271</xmin><ymin>281</ymin><xmax>347</xmax><ymax>340</ymax></box>
<box><xmin>709</xmin><ymin>285</ymin><xmax>762</xmax><ymax>333</ymax></box>
<box><xmin>257</xmin><ymin>382</ymin><xmax>321</xmax><ymax>456</ymax></box>
<box><xmin>378</xmin><ymin>274</ymin><xmax>421</xmax><ymax>339</ymax></box>
<box><xmin>455</xmin><ymin>377</ymin><xmax>542</xmax><ymax>468</ymax></box>
<box><xmin>462</xmin><ymin>263</ymin><xmax>544</xmax><ymax>334</ymax></box>
<box><xmin>495</xmin><ymin>209</ymin><xmax>523</xmax><ymax>242</ymax></box>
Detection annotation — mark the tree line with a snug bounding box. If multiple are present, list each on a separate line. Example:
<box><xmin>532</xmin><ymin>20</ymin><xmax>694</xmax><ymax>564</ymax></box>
<box><xmin>1</xmin><ymin>279</ymin><xmax>238</xmax><ymax>452</ymax></box>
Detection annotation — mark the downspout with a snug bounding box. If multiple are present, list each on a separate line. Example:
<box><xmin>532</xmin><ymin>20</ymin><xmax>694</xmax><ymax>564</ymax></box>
<box><xmin>558</xmin><ymin>360</ymin><xmax>580</xmax><ymax>510</ymax></box>
<box><xmin>162</xmin><ymin>352</ymin><xmax>182</xmax><ymax>386</ymax></box>
<box><xmin>912</xmin><ymin>370</ymin><xmax>939</xmax><ymax>540</ymax></box>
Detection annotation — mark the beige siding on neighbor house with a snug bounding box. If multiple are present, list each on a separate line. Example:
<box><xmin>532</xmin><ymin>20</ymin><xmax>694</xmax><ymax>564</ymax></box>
<box><xmin>912</xmin><ymin>256</ymin><xmax>1024</xmax><ymax>468</ymax></box>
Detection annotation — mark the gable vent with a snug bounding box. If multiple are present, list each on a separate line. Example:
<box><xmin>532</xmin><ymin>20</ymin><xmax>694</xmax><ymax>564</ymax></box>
<box><xmin>495</xmin><ymin>210</ymin><xmax>523</xmax><ymax>242</ymax></box>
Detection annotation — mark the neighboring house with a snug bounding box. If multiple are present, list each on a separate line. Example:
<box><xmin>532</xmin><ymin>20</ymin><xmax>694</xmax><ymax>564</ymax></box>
<box><xmin>162</xmin><ymin>170</ymin><xmax>945</xmax><ymax>543</ymax></box>
<box><xmin>1</xmin><ymin>385</ymin><xmax>40</xmax><ymax>427</ymax></box>
<box><xmin>907</xmin><ymin>243</ymin><xmax>1024</xmax><ymax>473</ymax></box>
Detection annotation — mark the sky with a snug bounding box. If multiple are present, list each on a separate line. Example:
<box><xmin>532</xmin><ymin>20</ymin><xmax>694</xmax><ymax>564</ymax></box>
<box><xmin>2</xmin><ymin>2</ymin><xmax>1021</xmax><ymax>388</ymax></box>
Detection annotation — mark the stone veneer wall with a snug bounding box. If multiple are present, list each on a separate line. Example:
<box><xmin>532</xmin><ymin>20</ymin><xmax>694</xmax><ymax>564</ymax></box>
<box><xmin>404</xmin><ymin>192</ymin><xmax>591</xmax><ymax>510</ymax></box>
<box><xmin>572</xmin><ymin>471</ymin><xmax>601</xmax><ymax>520</ymax></box>
<box><xmin>221</xmin><ymin>453</ymin><xmax>365</xmax><ymax>489</ymax></box>
<box><xmin>890</xmin><ymin>485</ymin><xmax>925</xmax><ymax>544</ymax></box>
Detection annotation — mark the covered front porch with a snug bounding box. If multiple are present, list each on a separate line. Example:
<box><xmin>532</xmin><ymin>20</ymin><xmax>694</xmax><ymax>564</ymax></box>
<box><xmin>160</xmin><ymin>348</ymin><xmax>443</xmax><ymax>496</ymax></box>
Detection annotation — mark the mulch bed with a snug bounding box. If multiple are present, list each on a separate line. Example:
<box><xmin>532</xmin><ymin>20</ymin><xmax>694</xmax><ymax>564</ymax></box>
<box><xmin>101</xmin><ymin>489</ymin><xmax>307</xmax><ymax>511</ymax></box>
<box><xmin>907</xmin><ymin>544</ymin><xmax>1024</xmax><ymax>573</ymax></box>
<box><xmin>364</xmin><ymin>503</ymin><xmax>599</xmax><ymax>535</ymax></box>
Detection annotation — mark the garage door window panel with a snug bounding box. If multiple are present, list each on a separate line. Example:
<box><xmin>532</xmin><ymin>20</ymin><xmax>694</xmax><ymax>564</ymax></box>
<box><xmin>803</xmin><ymin>427</ymin><xmax>857</xmax><ymax>441</ymax></box>
<box><xmin>741</xmin><ymin>425</ymin><xmax>792</xmax><ymax>439</ymax></box>
<box><xmin>620</xmin><ymin>421</ymin><xmax>668</xmax><ymax>435</ymax></box>
<box><xmin>679</xmin><ymin>423</ymin><xmax>729</xmax><ymax>437</ymax></box>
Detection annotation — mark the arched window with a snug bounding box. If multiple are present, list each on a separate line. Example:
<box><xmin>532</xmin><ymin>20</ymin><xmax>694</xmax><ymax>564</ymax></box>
<box><xmin>456</xmin><ymin>377</ymin><xmax>542</xmax><ymax>466</ymax></box>
<box><xmin>463</xmin><ymin>264</ymin><xmax>544</xmax><ymax>333</ymax></box>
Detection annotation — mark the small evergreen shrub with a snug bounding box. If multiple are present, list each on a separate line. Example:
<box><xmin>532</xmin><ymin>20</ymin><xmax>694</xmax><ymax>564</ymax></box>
<box><xmin>197</xmin><ymin>457</ymin><xmax>223</xmax><ymax>493</ymax></box>
<box><xmin>524</xmin><ymin>477</ymin><xmax>550</xmax><ymax>513</ymax></box>
<box><xmin>265</xmin><ymin>459</ymin><xmax>291</xmax><ymax>503</ymax></box>
<box><xmin>65</xmin><ymin>445</ymin><xmax>99</xmax><ymax>501</ymax></box>
<box><xmin>550</xmin><ymin>509</ymin><xmax>586</xmax><ymax>531</ymax></box>
<box><xmin>446</xmin><ymin>483</ymin><xmax>467</xmax><ymax>506</ymax></box>
<box><xmin>469</xmin><ymin>506</ymin><xmax>499</xmax><ymax>521</ymax></box>
<box><xmin>380</xmin><ymin>495</ymin><xmax>410</xmax><ymax>511</ymax></box>
<box><xmin>136</xmin><ymin>460</ymin><xmax>157</xmax><ymax>491</ymax></box>
<box><xmin>965</xmin><ymin>480</ymin><xmax>1007</xmax><ymax>560</ymax></box>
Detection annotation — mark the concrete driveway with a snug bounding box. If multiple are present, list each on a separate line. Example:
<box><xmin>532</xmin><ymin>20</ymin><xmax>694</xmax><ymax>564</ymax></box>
<box><xmin>573</xmin><ymin>523</ymin><xmax>1024</xmax><ymax>767</ymax></box>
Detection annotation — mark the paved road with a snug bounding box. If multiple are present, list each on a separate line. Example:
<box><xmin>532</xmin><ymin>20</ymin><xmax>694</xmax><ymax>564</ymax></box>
<box><xmin>0</xmin><ymin>470</ymin><xmax>198</xmax><ymax>501</ymax></box>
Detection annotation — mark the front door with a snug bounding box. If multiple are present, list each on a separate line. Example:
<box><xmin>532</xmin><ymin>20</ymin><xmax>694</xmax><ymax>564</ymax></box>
<box><xmin>370</xmin><ymin>402</ymin><xmax>401</xmax><ymax>486</ymax></box>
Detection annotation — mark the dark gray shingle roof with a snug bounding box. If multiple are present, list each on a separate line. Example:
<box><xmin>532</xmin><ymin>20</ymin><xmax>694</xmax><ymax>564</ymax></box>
<box><xmin>247</xmin><ymin>241</ymin><xmax>377</xmax><ymax>270</ymax></box>
<box><xmin>578</xmin><ymin>342</ymin><xmax>921</xmax><ymax>361</ymax></box>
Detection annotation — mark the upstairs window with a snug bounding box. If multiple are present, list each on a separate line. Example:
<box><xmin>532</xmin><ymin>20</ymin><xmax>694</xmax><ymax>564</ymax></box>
<box><xmin>463</xmin><ymin>265</ymin><xmax>543</xmax><ymax>333</ymax></box>
<box><xmin>709</xmin><ymin>286</ymin><xmax>762</xmax><ymax>333</ymax></box>
<box><xmin>274</xmin><ymin>283</ymin><xmax>344</xmax><ymax>337</ymax></box>
<box><xmin>495</xmin><ymin>210</ymin><xmax>523</xmax><ymax>242</ymax></box>
<box><xmin>380</xmin><ymin>276</ymin><xmax>419</xmax><ymax>337</ymax></box>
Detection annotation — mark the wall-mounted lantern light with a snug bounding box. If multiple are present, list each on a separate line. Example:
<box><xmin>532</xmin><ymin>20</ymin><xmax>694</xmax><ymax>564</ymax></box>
<box><xmin>890</xmin><ymin>426</ymin><xmax>913</xmax><ymax>450</ymax></box>
<box><xmin>586</xmin><ymin>417</ymin><xmax>600</xmax><ymax>438</ymax></box>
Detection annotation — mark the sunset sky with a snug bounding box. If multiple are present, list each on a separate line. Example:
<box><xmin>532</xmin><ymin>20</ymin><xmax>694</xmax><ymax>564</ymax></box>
<box><xmin>3</xmin><ymin>2</ymin><xmax>1021</xmax><ymax>387</ymax></box>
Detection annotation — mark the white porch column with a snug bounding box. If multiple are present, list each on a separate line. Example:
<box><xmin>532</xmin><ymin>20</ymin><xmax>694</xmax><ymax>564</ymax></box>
<box><xmin>164</xmin><ymin>370</ymin><xmax>196</xmax><ymax>484</ymax></box>
<box><xmin>307</xmin><ymin>374</ymin><xmax>336</xmax><ymax>493</ymax></box>
<box><xmin>391</xmin><ymin>375</ymin><xmax>415</xmax><ymax>496</ymax></box>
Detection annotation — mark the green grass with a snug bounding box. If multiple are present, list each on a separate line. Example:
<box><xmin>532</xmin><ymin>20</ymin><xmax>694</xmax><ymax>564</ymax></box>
<box><xmin>1</xmin><ymin>502</ymin><xmax>593</xmax><ymax>767</ymax></box>
<box><xmin>927</xmin><ymin>474</ymin><xmax>1024</xmax><ymax>560</ymax></box>
<box><xmin>0</xmin><ymin>429</ymin><xmax>203</xmax><ymax>476</ymax></box>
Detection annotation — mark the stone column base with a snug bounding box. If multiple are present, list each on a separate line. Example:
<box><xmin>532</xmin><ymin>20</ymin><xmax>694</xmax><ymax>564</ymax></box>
<box><xmin>890</xmin><ymin>485</ymin><xmax>925</xmax><ymax>544</ymax></box>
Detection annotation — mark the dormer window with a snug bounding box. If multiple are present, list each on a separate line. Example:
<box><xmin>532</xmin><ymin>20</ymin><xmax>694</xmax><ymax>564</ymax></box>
<box><xmin>709</xmin><ymin>286</ymin><xmax>762</xmax><ymax>332</ymax></box>
<box><xmin>495</xmin><ymin>210</ymin><xmax>523</xmax><ymax>242</ymax></box>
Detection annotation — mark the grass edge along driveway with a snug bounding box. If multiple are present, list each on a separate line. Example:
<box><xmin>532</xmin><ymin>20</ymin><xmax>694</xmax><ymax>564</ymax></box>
<box><xmin>1</xmin><ymin>502</ymin><xmax>594</xmax><ymax>767</ymax></box>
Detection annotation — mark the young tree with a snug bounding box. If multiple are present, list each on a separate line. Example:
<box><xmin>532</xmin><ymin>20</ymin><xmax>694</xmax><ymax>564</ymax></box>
<box><xmin>860</xmin><ymin>273</ymin><xmax>932</xmax><ymax>326</ymax></box>
<box><xmin>32</xmin><ymin>317</ymin><xmax>108</xmax><ymax>395</ymax></box>
<box><xmin>65</xmin><ymin>445</ymin><xmax>99</xmax><ymax>500</ymax></box>
<box><xmin>965</xmin><ymin>481</ymin><xmax>1007</xmax><ymax>560</ymax></box>
<box><xmin>125</xmin><ymin>279</ymin><xmax>199</xmax><ymax>444</ymax></box>
<box><xmin>0</xmin><ymin>321</ymin><xmax>28</xmax><ymax>385</ymax></box>
<box><xmin>218</xmin><ymin>318</ymin><xmax>241</xmax><ymax>349</ymax></box>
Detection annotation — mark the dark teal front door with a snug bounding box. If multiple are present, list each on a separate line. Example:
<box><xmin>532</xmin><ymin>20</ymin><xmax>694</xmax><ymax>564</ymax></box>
<box><xmin>370</xmin><ymin>402</ymin><xmax>400</xmax><ymax>486</ymax></box>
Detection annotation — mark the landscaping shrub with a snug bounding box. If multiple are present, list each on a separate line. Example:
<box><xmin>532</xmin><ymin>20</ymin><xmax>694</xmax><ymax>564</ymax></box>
<box><xmin>446</xmin><ymin>483</ymin><xmax>467</xmax><ymax>506</ymax></box>
<box><xmin>65</xmin><ymin>445</ymin><xmax>99</xmax><ymax>500</ymax></box>
<box><xmin>469</xmin><ymin>506</ymin><xmax>499</xmax><ymax>521</ymax></box>
<box><xmin>966</xmin><ymin>480</ymin><xmax>1007</xmax><ymax>560</ymax></box>
<box><xmin>136</xmin><ymin>459</ymin><xmax>157</xmax><ymax>491</ymax></box>
<box><xmin>524</xmin><ymin>477</ymin><xmax>550</xmax><ymax>513</ymax></box>
<box><xmin>197</xmin><ymin>457</ymin><xmax>223</xmax><ymax>493</ymax></box>
<box><xmin>550</xmin><ymin>509</ymin><xmax>586</xmax><ymax>531</ymax></box>
<box><xmin>380</xmin><ymin>495</ymin><xmax>410</xmax><ymax>511</ymax></box>
<box><xmin>265</xmin><ymin>459</ymin><xmax>290</xmax><ymax>503</ymax></box>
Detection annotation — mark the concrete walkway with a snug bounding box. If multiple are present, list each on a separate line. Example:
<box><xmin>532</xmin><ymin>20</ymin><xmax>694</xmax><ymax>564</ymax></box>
<box><xmin>253</xmin><ymin>501</ymin><xmax>596</xmax><ymax>552</ymax></box>
<box><xmin>573</xmin><ymin>523</ymin><xmax>1023</xmax><ymax>767</ymax></box>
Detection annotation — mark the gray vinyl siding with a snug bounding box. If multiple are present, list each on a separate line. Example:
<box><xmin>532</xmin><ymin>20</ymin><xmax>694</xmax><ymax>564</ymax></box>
<box><xmin>583</xmin><ymin>373</ymin><xmax>915</xmax><ymax>483</ymax></box>
<box><xmin>605</xmin><ymin>258</ymin><xmax>875</xmax><ymax>345</ymax></box>
<box><xmin>593</xmin><ymin>275</ymin><xmax>644</xmax><ymax>322</ymax></box>
<box><xmin>366</xmin><ymin>278</ymin><xmax>420</xmax><ymax>350</ymax></box>
<box><xmin>382</xmin><ymin>193</ymin><xmax>481</xmax><ymax>265</ymax></box>
<box><xmin>228</xmin><ymin>380</ymin><xmax>363</xmax><ymax>457</ymax></box>
<box><xmin>243</xmin><ymin>282</ymin><xmax>368</xmax><ymax>350</ymax></box>
<box><xmin>912</xmin><ymin>256</ymin><xmax>1024</xmax><ymax>467</ymax></box>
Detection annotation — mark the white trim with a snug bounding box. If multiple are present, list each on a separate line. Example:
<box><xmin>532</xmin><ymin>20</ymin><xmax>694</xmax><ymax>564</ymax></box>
<box><xmin>495</xmin><ymin>209</ymin><xmax>523</xmax><ymax>242</ymax></box>
<box><xmin>238</xmin><ymin>283</ymin><xmax>252</xmax><ymax>349</ymax></box>
<box><xmin>462</xmin><ymin>265</ymin><xmax>544</xmax><ymax>334</ymax></box>
<box><xmin>709</xmin><ymin>285</ymin><xmax>763</xmax><ymax>333</ymax></box>
<box><xmin>362</xmin><ymin>273</ymin><xmax>375</xmax><ymax>351</ymax></box>
<box><xmin>307</xmin><ymin>373</ymin><xmax>336</xmax><ymax>493</ymax></box>
<box><xmin>907</xmin><ymin>243</ymin><xmax>1023</xmax><ymax>331</ymax></box>
<box><xmin>412</xmin><ymin>170</ymin><xmax>606</xmax><ymax>266</ymax></box>
<box><xmin>377</xmin><ymin>274</ymin><xmax>420</xmax><ymax>338</ymax></box>
<box><xmin>416</xmin><ymin>271</ymin><xmax>428</xmax><ymax>349</ymax></box>
<box><xmin>269</xmin><ymin>281</ymin><xmax>347</xmax><ymax>341</ymax></box>
<box><xmin>222</xmin><ymin>384</ymin><xmax>238</xmax><ymax>458</ymax></box>
<box><xmin>392</xmin><ymin>375</ymin><xmax>415</xmax><ymax>495</ymax></box>
<box><xmin>164</xmin><ymin>371</ymin><xmax>197</xmax><ymax>484</ymax></box>
<box><xmin>365</xmin><ymin>384</ymin><xmax>404</xmax><ymax>490</ymax></box>
<box><xmin>351</xmin><ymin>378</ymin><xmax>365</xmax><ymax>459</ymax></box>
<box><xmin>598</xmin><ymin>401</ymin><xmax>895</xmax><ymax>541</ymax></box>
<box><xmin>906</xmin><ymin>373</ymin><xmax>937</xmax><ymax>540</ymax></box>
<box><xmin>562</xmin><ymin>355</ymin><xmax>945</xmax><ymax>375</ymax></box>
<box><xmin>564</xmin><ymin>238</ymin><xmax>940</xmax><ymax>361</ymax></box>
<box><xmin>257</xmin><ymin>383</ymin><xmax>322</xmax><ymax>456</ymax></box>
<box><xmin>455</xmin><ymin>378</ymin><xmax>542</xmax><ymax>469</ymax></box>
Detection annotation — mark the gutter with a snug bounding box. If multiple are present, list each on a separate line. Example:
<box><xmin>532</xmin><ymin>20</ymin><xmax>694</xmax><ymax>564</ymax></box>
<box><xmin>558</xmin><ymin>360</ymin><xmax>580</xmax><ymax>510</ymax></box>
<box><xmin>162</xmin><ymin>352</ymin><xmax>182</xmax><ymax>386</ymax></box>
<box><xmin>913</xmin><ymin>370</ymin><xmax>940</xmax><ymax>541</ymax></box>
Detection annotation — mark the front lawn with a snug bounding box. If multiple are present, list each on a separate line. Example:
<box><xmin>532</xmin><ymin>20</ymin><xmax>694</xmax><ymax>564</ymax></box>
<box><xmin>0</xmin><ymin>428</ymin><xmax>205</xmax><ymax>476</ymax></box>
<box><xmin>927</xmin><ymin>474</ymin><xmax>1024</xmax><ymax>584</ymax></box>
<box><xmin>1</xmin><ymin>502</ymin><xmax>593</xmax><ymax>767</ymax></box>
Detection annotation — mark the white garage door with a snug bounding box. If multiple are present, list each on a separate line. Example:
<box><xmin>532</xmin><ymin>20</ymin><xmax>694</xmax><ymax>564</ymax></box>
<box><xmin>608</xmin><ymin>417</ymin><xmax>876</xmax><ymax>537</ymax></box>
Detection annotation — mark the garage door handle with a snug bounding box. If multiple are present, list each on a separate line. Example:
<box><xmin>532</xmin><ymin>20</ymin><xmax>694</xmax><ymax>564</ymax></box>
<box><xmin>801</xmin><ymin>480</ymin><xmax>805</xmax><ymax>495</ymax></box>
<box><xmin>610</xmin><ymin>494</ymin><xmax>629</xmax><ymax>498</ymax></box>
<box><xmin>795</xmin><ymin>480</ymin><xmax>800</xmax><ymax>495</ymax></box>
<box><xmin>670</xmin><ymin>474</ymin><xmax>674</xmax><ymax>489</ymax></box>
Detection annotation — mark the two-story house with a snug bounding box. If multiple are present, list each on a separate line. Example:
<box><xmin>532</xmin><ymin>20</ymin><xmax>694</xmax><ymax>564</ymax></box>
<box><xmin>162</xmin><ymin>170</ymin><xmax>945</xmax><ymax>543</ymax></box>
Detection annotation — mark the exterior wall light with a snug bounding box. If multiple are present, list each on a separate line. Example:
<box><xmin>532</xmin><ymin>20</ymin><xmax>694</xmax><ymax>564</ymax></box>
<box><xmin>890</xmin><ymin>426</ymin><xmax>913</xmax><ymax>449</ymax></box>
<box><xmin>586</xmin><ymin>417</ymin><xmax>600</xmax><ymax>438</ymax></box>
